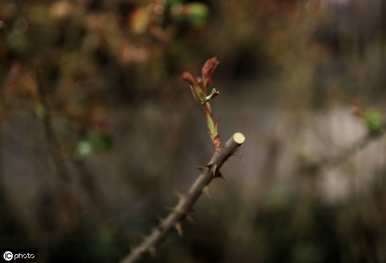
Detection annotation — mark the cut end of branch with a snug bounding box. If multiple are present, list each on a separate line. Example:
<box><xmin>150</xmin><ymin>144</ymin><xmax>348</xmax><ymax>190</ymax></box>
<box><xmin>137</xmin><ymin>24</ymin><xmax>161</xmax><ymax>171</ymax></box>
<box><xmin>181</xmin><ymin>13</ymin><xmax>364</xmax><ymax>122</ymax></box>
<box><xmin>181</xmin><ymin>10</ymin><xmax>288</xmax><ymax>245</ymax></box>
<box><xmin>233</xmin><ymin>132</ymin><xmax>246</xmax><ymax>145</ymax></box>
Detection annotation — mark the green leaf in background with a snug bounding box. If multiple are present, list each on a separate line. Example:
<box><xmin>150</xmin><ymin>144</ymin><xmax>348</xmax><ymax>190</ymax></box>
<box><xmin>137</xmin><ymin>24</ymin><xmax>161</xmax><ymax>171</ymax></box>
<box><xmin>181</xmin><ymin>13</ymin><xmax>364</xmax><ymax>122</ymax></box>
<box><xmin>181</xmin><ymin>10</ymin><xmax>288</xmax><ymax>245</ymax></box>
<box><xmin>76</xmin><ymin>132</ymin><xmax>113</xmax><ymax>158</ymax></box>
<box><xmin>187</xmin><ymin>3</ymin><xmax>209</xmax><ymax>26</ymax></box>
<box><xmin>77</xmin><ymin>139</ymin><xmax>93</xmax><ymax>158</ymax></box>
<box><xmin>88</xmin><ymin>132</ymin><xmax>113</xmax><ymax>151</ymax></box>
<box><xmin>130</xmin><ymin>7</ymin><xmax>151</xmax><ymax>34</ymax></box>
<box><xmin>171</xmin><ymin>3</ymin><xmax>209</xmax><ymax>27</ymax></box>
<box><xmin>363</xmin><ymin>110</ymin><xmax>383</xmax><ymax>135</ymax></box>
<box><xmin>6</xmin><ymin>25</ymin><xmax>29</xmax><ymax>55</ymax></box>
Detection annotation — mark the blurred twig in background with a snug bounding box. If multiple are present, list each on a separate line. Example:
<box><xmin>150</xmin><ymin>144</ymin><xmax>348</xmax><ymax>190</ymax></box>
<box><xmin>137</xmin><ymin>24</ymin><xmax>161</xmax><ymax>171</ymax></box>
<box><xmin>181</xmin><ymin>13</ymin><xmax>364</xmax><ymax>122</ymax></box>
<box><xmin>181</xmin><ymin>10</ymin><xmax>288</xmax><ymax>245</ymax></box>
<box><xmin>320</xmin><ymin>126</ymin><xmax>386</xmax><ymax>171</ymax></box>
<box><xmin>312</xmin><ymin>104</ymin><xmax>386</xmax><ymax>173</ymax></box>
<box><xmin>35</xmin><ymin>66</ymin><xmax>80</xmax><ymax>230</ymax></box>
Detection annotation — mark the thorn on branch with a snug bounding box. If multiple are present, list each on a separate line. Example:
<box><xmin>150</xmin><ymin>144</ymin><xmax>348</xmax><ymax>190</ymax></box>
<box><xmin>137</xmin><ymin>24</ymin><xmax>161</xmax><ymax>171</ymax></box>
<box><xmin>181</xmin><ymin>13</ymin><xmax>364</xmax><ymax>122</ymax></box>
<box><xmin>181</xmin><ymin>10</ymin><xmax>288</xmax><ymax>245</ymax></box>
<box><xmin>174</xmin><ymin>191</ymin><xmax>184</xmax><ymax>200</ymax></box>
<box><xmin>173</xmin><ymin>205</ymin><xmax>185</xmax><ymax>217</ymax></box>
<box><xmin>157</xmin><ymin>222</ymin><xmax>165</xmax><ymax>232</ymax></box>
<box><xmin>211</xmin><ymin>164</ymin><xmax>218</xmax><ymax>177</ymax></box>
<box><xmin>214</xmin><ymin>172</ymin><xmax>224</xmax><ymax>180</ymax></box>
<box><xmin>197</xmin><ymin>165</ymin><xmax>207</xmax><ymax>172</ymax></box>
<box><xmin>175</xmin><ymin>223</ymin><xmax>183</xmax><ymax>236</ymax></box>
<box><xmin>186</xmin><ymin>214</ymin><xmax>194</xmax><ymax>223</ymax></box>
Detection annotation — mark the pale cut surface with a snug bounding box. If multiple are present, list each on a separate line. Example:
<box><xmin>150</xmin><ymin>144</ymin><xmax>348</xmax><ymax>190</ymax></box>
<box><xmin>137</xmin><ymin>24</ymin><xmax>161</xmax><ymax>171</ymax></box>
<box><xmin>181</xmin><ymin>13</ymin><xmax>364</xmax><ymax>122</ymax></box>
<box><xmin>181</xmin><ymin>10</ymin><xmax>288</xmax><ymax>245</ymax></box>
<box><xmin>233</xmin><ymin>132</ymin><xmax>246</xmax><ymax>144</ymax></box>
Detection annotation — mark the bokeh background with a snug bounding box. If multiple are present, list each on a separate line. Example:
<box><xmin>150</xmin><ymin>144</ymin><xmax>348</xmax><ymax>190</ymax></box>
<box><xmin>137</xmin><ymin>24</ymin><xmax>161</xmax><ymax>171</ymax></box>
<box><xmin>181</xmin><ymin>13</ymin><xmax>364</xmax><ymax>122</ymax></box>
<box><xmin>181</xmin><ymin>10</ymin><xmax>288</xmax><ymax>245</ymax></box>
<box><xmin>1</xmin><ymin>0</ymin><xmax>386</xmax><ymax>262</ymax></box>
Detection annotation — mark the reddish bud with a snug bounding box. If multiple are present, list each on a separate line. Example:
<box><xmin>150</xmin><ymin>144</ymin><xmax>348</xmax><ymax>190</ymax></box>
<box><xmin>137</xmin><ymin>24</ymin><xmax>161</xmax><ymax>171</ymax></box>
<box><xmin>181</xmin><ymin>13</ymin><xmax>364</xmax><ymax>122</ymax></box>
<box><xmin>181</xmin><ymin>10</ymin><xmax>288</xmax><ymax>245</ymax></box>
<box><xmin>201</xmin><ymin>57</ymin><xmax>219</xmax><ymax>86</ymax></box>
<box><xmin>181</xmin><ymin>72</ymin><xmax>196</xmax><ymax>86</ymax></box>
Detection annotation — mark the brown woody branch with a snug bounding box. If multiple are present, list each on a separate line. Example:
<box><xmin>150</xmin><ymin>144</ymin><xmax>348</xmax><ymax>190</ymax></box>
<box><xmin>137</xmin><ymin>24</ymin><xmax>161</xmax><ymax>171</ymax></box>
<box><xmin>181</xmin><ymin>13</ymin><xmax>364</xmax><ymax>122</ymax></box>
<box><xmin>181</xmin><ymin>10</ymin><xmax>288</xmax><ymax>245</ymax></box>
<box><xmin>121</xmin><ymin>132</ymin><xmax>245</xmax><ymax>263</ymax></box>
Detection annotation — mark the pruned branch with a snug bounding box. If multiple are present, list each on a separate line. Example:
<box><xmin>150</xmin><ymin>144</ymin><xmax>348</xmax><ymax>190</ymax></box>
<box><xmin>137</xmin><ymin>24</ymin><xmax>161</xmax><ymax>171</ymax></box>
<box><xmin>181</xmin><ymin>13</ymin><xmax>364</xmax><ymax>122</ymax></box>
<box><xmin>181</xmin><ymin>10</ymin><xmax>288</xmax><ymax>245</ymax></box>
<box><xmin>121</xmin><ymin>57</ymin><xmax>245</xmax><ymax>263</ymax></box>
<box><xmin>121</xmin><ymin>132</ymin><xmax>245</xmax><ymax>263</ymax></box>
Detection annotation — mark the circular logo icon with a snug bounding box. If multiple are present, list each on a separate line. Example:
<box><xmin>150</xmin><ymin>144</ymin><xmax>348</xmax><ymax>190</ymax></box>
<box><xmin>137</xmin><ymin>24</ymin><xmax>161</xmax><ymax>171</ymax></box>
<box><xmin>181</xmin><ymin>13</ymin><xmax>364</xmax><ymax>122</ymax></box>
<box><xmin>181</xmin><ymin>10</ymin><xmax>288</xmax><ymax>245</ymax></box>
<box><xmin>3</xmin><ymin>251</ymin><xmax>13</xmax><ymax>261</ymax></box>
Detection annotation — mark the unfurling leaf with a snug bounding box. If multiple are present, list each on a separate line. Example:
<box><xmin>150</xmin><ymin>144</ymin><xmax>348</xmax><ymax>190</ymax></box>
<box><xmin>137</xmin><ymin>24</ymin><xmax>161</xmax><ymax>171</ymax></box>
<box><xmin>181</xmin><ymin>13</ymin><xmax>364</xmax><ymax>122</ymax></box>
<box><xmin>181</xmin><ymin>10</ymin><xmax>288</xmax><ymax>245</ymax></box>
<box><xmin>205</xmin><ymin>88</ymin><xmax>220</xmax><ymax>102</ymax></box>
<box><xmin>181</xmin><ymin>57</ymin><xmax>222</xmax><ymax>149</ymax></box>
<box><xmin>181</xmin><ymin>72</ymin><xmax>196</xmax><ymax>86</ymax></box>
<box><xmin>201</xmin><ymin>57</ymin><xmax>219</xmax><ymax>87</ymax></box>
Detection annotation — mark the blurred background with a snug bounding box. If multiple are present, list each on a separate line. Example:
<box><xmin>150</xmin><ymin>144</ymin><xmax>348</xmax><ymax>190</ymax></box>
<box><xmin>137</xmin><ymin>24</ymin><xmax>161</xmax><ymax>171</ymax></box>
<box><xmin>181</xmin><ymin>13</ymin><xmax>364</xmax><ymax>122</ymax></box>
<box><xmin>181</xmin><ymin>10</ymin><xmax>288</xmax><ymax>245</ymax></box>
<box><xmin>1</xmin><ymin>0</ymin><xmax>386</xmax><ymax>262</ymax></box>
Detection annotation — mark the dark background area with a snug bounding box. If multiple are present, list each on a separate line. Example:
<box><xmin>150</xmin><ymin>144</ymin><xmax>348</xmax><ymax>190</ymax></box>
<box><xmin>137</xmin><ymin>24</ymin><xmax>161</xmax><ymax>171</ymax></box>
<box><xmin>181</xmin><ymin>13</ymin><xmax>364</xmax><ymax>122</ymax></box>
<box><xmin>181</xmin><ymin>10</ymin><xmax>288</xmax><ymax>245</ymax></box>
<box><xmin>1</xmin><ymin>0</ymin><xmax>386</xmax><ymax>262</ymax></box>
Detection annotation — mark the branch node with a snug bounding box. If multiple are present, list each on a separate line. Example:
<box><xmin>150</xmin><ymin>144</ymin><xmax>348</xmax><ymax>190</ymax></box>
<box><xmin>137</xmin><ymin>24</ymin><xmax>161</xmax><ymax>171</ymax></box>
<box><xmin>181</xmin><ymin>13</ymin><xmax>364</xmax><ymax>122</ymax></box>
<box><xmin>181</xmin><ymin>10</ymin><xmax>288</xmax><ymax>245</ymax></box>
<box><xmin>174</xmin><ymin>206</ymin><xmax>185</xmax><ymax>216</ymax></box>
<box><xmin>203</xmin><ymin>186</ymin><xmax>212</xmax><ymax>198</ymax></box>
<box><xmin>211</xmin><ymin>164</ymin><xmax>218</xmax><ymax>177</ymax></box>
